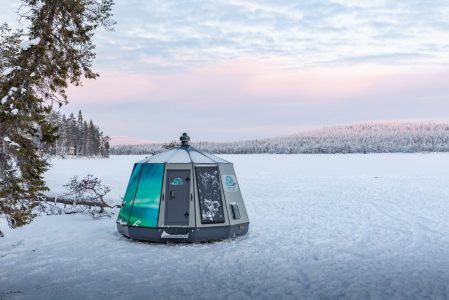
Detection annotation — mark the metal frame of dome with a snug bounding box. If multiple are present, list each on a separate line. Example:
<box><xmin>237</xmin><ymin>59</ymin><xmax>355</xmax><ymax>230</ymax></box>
<box><xmin>116</xmin><ymin>133</ymin><xmax>250</xmax><ymax>242</ymax></box>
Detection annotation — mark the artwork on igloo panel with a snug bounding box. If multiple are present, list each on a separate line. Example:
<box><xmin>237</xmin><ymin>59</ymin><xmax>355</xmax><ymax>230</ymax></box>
<box><xmin>195</xmin><ymin>166</ymin><xmax>225</xmax><ymax>224</ymax></box>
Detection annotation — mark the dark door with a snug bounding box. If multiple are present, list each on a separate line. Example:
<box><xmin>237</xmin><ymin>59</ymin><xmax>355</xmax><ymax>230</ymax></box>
<box><xmin>165</xmin><ymin>170</ymin><xmax>191</xmax><ymax>226</ymax></box>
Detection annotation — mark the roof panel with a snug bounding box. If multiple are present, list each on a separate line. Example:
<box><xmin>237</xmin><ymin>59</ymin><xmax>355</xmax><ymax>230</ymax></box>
<box><xmin>189</xmin><ymin>150</ymin><xmax>215</xmax><ymax>163</ymax></box>
<box><xmin>138</xmin><ymin>145</ymin><xmax>231</xmax><ymax>164</ymax></box>
<box><xmin>144</xmin><ymin>149</ymin><xmax>178</xmax><ymax>163</ymax></box>
<box><xmin>201</xmin><ymin>152</ymin><xmax>230</xmax><ymax>163</ymax></box>
<box><xmin>167</xmin><ymin>149</ymin><xmax>192</xmax><ymax>163</ymax></box>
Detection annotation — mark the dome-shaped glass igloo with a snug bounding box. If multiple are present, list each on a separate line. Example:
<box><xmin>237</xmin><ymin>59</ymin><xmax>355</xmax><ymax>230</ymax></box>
<box><xmin>117</xmin><ymin>133</ymin><xmax>249</xmax><ymax>242</ymax></box>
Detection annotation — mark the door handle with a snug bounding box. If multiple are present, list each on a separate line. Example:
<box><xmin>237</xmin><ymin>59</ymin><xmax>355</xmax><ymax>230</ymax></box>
<box><xmin>170</xmin><ymin>191</ymin><xmax>175</xmax><ymax>199</ymax></box>
<box><xmin>184</xmin><ymin>212</ymin><xmax>189</xmax><ymax>217</ymax></box>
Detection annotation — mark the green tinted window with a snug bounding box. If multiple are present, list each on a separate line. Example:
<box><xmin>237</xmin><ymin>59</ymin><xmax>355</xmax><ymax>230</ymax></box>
<box><xmin>128</xmin><ymin>164</ymin><xmax>164</xmax><ymax>228</ymax></box>
<box><xmin>117</xmin><ymin>163</ymin><xmax>143</xmax><ymax>225</ymax></box>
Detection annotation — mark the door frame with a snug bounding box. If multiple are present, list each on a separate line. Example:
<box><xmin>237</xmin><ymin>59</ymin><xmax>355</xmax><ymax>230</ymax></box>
<box><xmin>158</xmin><ymin>164</ymin><xmax>194</xmax><ymax>227</ymax></box>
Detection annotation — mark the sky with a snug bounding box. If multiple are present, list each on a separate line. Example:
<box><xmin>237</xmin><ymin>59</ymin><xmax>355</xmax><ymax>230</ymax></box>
<box><xmin>2</xmin><ymin>0</ymin><xmax>449</xmax><ymax>143</ymax></box>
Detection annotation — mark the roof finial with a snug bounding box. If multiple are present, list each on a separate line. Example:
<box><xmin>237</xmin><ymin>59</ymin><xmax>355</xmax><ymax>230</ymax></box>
<box><xmin>180</xmin><ymin>132</ymin><xmax>190</xmax><ymax>146</ymax></box>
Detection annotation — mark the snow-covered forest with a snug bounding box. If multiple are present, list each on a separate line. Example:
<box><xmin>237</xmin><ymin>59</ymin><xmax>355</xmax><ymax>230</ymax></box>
<box><xmin>45</xmin><ymin>111</ymin><xmax>110</xmax><ymax>157</ymax></box>
<box><xmin>111</xmin><ymin>122</ymin><xmax>449</xmax><ymax>155</ymax></box>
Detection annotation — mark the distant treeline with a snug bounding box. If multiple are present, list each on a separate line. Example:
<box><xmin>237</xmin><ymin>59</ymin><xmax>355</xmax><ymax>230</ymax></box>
<box><xmin>45</xmin><ymin>111</ymin><xmax>110</xmax><ymax>157</ymax></box>
<box><xmin>110</xmin><ymin>122</ymin><xmax>449</xmax><ymax>155</ymax></box>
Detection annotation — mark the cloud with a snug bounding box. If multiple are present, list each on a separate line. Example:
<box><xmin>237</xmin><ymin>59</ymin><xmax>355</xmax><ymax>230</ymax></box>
<box><xmin>3</xmin><ymin>0</ymin><xmax>449</xmax><ymax>72</ymax></box>
<box><xmin>76</xmin><ymin>0</ymin><xmax>448</xmax><ymax>72</ymax></box>
<box><xmin>65</xmin><ymin>60</ymin><xmax>449</xmax><ymax>141</ymax></box>
<box><xmin>3</xmin><ymin>1</ymin><xmax>449</xmax><ymax>141</ymax></box>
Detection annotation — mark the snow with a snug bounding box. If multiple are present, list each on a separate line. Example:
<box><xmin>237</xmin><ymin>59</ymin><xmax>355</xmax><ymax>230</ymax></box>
<box><xmin>2</xmin><ymin>67</ymin><xmax>14</xmax><ymax>76</ymax></box>
<box><xmin>7</xmin><ymin>87</ymin><xmax>18</xmax><ymax>98</ymax></box>
<box><xmin>161</xmin><ymin>231</ymin><xmax>190</xmax><ymax>239</ymax></box>
<box><xmin>1</xmin><ymin>96</ymin><xmax>7</xmax><ymax>104</ymax></box>
<box><xmin>10</xmin><ymin>108</ymin><xmax>18</xmax><ymax>115</ymax></box>
<box><xmin>20</xmin><ymin>37</ymin><xmax>41</xmax><ymax>50</ymax></box>
<box><xmin>3</xmin><ymin>136</ymin><xmax>11</xmax><ymax>143</ymax></box>
<box><xmin>2</xmin><ymin>154</ymin><xmax>449</xmax><ymax>299</ymax></box>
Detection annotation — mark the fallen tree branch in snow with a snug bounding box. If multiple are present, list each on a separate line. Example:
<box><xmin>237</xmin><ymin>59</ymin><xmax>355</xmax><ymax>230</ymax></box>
<box><xmin>38</xmin><ymin>196</ymin><xmax>120</xmax><ymax>218</ymax></box>
<box><xmin>31</xmin><ymin>175</ymin><xmax>121</xmax><ymax>218</ymax></box>
<box><xmin>42</xmin><ymin>196</ymin><xmax>121</xmax><ymax>209</ymax></box>
<box><xmin>63</xmin><ymin>175</ymin><xmax>112</xmax><ymax>213</ymax></box>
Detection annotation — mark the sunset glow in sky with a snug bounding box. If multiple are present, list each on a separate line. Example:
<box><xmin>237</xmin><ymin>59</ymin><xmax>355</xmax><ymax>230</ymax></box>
<box><xmin>2</xmin><ymin>0</ymin><xmax>449</xmax><ymax>142</ymax></box>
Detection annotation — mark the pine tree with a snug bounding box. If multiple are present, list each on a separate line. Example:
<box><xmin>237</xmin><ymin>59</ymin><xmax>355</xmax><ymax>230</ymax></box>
<box><xmin>82</xmin><ymin>120</ymin><xmax>88</xmax><ymax>156</ymax></box>
<box><xmin>0</xmin><ymin>0</ymin><xmax>115</xmax><ymax>229</ymax></box>
<box><xmin>77</xmin><ymin>110</ymin><xmax>84</xmax><ymax>156</ymax></box>
<box><xmin>102</xmin><ymin>135</ymin><xmax>110</xmax><ymax>157</ymax></box>
<box><xmin>66</xmin><ymin>113</ymin><xmax>76</xmax><ymax>155</ymax></box>
<box><xmin>60</xmin><ymin>114</ymin><xmax>68</xmax><ymax>156</ymax></box>
<box><xmin>45</xmin><ymin>110</ymin><xmax>61</xmax><ymax>154</ymax></box>
<box><xmin>87</xmin><ymin>120</ymin><xmax>95</xmax><ymax>156</ymax></box>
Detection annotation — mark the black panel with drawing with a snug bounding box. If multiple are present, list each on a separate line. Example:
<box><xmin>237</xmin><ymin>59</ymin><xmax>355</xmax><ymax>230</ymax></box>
<box><xmin>195</xmin><ymin>166</ymin><xmax>225</xmax><ymax>224</ymax></box>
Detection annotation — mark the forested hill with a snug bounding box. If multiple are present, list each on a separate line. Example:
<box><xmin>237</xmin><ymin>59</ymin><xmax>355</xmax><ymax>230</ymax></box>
<box><xmin>45</xmin><ymin>111</ymin><xmax>110</xmax><ymax>157</ymax></box>
<box><xmin>111</xmin><ymin>122</ymin><xmax>449</xmax><ymax>155</ymax></box>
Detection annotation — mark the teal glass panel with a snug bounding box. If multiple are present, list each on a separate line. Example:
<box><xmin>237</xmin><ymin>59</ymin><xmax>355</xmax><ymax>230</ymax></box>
<box><xmin>128</xmin><ymin>164</ymin><xmax>164</xmax><ymax>228</ymax></box>
<box><xmin>117</xmin><ymin>163</ymin><xmax>143</xmax><ymax>225</ymax></box>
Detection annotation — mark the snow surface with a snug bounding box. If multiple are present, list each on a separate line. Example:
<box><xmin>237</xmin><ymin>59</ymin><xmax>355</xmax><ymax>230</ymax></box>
<box><xmin>2</xmin><ymin>154</ymin><xmax>449</xmax><ymax>299</ymax></box>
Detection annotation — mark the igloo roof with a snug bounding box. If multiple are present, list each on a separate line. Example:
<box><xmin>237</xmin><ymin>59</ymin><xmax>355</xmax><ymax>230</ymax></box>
<box><xmin>139</xmin><ymin>146</ymin><xmax>230</xmax><ymax>164</ymax></box>
<box><xmin>138</xmin><ymin>133</ymin><xmax>230</xmax><ymax>164</ymax></box>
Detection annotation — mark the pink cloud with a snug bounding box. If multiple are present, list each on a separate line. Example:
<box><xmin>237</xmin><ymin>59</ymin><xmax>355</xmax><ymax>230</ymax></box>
<box><xmin>67</xmin><ymin>71</ymin><xmax>159</xmax><ymax>103</ymax></box>
<box><xmin>67</xmin><ymin>59</ymin><xmax>449</xmax><ymax>109</ymax></box>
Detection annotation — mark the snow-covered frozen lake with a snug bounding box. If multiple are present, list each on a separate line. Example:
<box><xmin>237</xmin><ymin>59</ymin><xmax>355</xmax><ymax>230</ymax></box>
<box><xmin>2</xmin><ymin>154</ymin><xmax>449</xmax><ymax>299</ymax></box>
